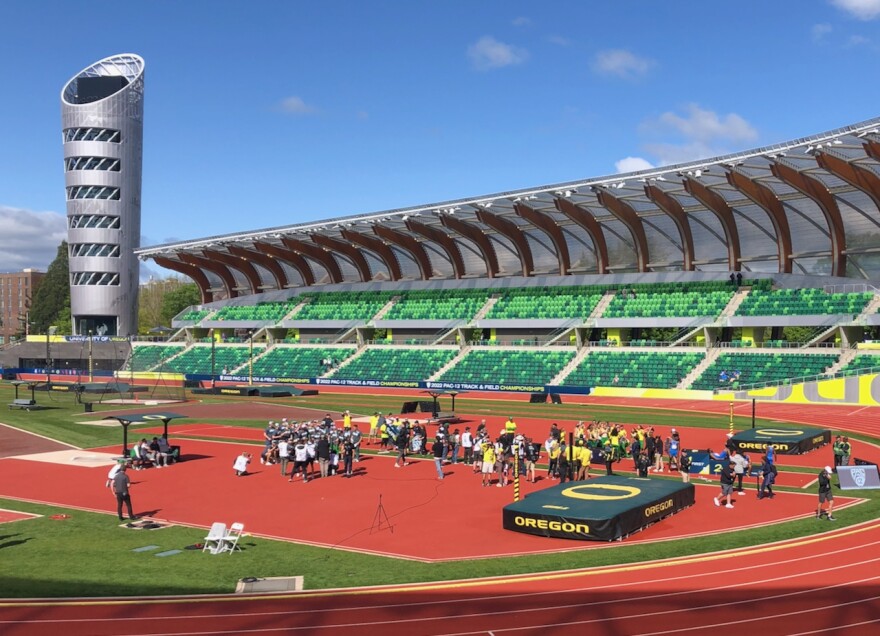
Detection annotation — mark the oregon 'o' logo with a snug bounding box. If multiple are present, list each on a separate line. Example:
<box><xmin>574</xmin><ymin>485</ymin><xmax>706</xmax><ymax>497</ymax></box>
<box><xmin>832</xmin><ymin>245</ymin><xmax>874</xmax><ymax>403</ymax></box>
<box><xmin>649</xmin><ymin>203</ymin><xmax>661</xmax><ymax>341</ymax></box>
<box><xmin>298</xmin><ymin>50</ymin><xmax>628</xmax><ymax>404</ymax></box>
<box><xmin>561</xmin><ymin>484</ymin><xmax>641</xmax><ymax>501</ymax></box>
<box><xmin>755</xmin><ymin>428</ymin><xmax>802</xmax><ymax>437</ymax></box>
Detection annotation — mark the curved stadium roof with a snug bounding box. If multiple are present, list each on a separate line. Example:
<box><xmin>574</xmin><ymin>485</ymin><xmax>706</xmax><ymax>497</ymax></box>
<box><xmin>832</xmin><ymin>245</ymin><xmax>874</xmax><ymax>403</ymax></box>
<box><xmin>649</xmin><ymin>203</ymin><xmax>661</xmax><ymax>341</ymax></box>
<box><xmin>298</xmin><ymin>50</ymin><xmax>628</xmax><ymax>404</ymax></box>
<box><xmin>136</xmin><ymin>117</ymin><xmax>880</xmax><ymax>302</ymax></box>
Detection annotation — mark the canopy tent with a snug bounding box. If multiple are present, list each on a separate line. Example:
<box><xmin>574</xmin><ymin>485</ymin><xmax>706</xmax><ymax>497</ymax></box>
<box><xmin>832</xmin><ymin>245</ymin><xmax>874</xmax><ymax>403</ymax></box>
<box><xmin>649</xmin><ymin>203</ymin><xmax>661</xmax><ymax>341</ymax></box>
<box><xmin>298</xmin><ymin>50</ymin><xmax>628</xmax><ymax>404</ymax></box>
<box><xmin>420</xmin><ymin>389</ymin><xmax>467</xmax><ymax>417</ymax></box>
<box><xmin>102</xmin><ymin>411</ymin><xmax>189</xmax><ymax>456</ymax></box>
<box><xmin>10</xmin><ymin>380</ymin><xmax>40</xmax><ymax>399</ymax></box>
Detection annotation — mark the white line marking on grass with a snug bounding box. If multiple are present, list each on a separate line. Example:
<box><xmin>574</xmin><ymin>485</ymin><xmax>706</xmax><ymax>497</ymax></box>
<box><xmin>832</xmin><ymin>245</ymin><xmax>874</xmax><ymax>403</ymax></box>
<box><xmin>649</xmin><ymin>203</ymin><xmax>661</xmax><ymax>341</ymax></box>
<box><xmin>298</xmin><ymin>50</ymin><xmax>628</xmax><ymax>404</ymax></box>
<box><xmin>0</xmin><ymin>422</ymin><xmax>79</xmax><ymax>449</ymax></box>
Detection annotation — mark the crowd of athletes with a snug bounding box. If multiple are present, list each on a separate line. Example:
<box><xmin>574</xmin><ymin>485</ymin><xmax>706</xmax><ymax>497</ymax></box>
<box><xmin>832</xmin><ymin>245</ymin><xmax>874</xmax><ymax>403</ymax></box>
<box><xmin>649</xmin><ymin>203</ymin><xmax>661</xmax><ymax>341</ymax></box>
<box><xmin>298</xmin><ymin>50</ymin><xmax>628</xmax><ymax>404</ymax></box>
<box><xmin>232</xmin><ymin>411</ymin><xmax>701</xmax><ymax>487</ymax></box>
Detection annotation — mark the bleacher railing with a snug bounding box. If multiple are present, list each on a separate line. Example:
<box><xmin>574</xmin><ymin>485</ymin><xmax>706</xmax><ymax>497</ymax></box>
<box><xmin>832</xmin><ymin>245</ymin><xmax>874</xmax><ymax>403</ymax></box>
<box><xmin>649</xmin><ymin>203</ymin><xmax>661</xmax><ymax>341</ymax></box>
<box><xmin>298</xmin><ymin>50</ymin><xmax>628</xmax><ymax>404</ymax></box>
<box><xmin>823</xmin><ymin>283</ymin><xmax>878</xmax><ymax>294</ymax></box>
<box><xmin>714</xmin><ymin>365</ymin><xmax>872</xmax><ymax>394</ymax></box>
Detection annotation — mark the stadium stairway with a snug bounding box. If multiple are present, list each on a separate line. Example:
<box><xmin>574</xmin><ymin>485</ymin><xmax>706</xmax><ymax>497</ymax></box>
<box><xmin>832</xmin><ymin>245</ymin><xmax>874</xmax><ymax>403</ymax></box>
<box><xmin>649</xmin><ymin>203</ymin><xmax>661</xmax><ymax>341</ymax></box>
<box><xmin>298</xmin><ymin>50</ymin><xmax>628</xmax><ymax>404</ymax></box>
<box><xmin>324</xmin><ymin>346</ymin><xmax>363</xmax><ymax>376</ymax></box>
<box><xmin>472</xmin><ymin>295</ymin><xmax>501</xmax><ymax>321</ymax></box>
<box><xmin>371</xmin><ymin>296</ymin><xmax>401</xmax><ymax>321</ymax></box>
<box><xmin>677</xmin><ymin>348</ymin><xmax>722</xmax><ymax>389</ymax></box>
<box><xmin>281</xmin><ymin>299</ymin><xmax>310</xmax><ymax>321</ymax></box>
<box><xmin>586</xmin><ymin>291</ymin><xmax>615</xmax><ymax>323</ymax></box>
<box><xmin>550</xmin><ymin>347</ymin><xmax>591</xmax><ymax>385</ymax></box>
<box><xmin>855</xmin><ymin>290</ymin><xmax>880</xmax><ymax>321</ymax></box>
<box><xmin>427</xmin><ymin>345</ymin><xmax>472</xmax><ymax>380</ymax></box>
<box><xmin>824</xmin><ymin>348</ymin><xmax>858</xmax><ymax>377</ymax></box>
<box><xmin>719</xmin><ymin>286</ymin><xmax>751</xmax><ymax>318</ymax></box>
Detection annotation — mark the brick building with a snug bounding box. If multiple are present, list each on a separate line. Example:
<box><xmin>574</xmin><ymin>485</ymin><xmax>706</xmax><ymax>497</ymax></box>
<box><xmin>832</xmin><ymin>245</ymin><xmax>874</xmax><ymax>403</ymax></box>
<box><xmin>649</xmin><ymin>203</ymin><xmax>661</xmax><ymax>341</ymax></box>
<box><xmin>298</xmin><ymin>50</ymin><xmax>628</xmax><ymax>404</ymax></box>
<box><xmin>0</xmin><ymin>269</ymin><xmax>45</xmax><ymax>344</ymax></box>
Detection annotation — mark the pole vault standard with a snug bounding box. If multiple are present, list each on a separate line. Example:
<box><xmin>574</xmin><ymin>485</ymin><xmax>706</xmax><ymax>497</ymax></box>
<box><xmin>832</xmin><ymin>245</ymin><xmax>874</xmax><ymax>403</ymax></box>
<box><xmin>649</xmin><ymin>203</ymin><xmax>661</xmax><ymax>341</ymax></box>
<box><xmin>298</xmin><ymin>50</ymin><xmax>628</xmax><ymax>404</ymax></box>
<box><xmin>513</xmin><ymin>443</ymin><xmax>520</xmax><ymax>502</ymax></box>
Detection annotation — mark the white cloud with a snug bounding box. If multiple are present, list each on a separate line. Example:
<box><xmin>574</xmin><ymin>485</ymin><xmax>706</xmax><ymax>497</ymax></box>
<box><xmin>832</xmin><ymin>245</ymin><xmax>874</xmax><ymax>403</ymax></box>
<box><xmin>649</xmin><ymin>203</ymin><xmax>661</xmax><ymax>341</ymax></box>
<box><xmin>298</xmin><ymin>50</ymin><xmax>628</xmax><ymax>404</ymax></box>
<box><xmin>615</xmin><ymin>157</ymin><xmax>654</xmax><ymax>172</ymax></box>
<box><xmin>511</xmin><ymin>16</ymin><xmax>531</xmax><ymax>27</ymax></box>
<box><xmin>640</xmin><ymin>141</ymin><xmax>725</xmax><ymax>166</ymax></box>
<box><xmin>278</xmin><ymin>96</ymin><xmax>316</xmax><ymax>115</ymax></box>
<box><xmin>0</xmin><ymin>206</ymin><xmax>67</xmax><ymax>272</ymax></box>
<box><xmin>812</xmin><ymin>23</ymin><xmax>833</xmax><ymax>41</ymax></box>
<box><xmin>655</xmin><ymin>104</ymin><xmax>758</xmax><ymax>144</ymax></box>
<box><xmin>847</xmin><ymin>34</ymin><xmax>871</xmax><ymax>46</ymax></box>
<box><xmin>623</xmin><ymin>104</ymin><xmax>759</xmax><ymax>167</ymax></box>
<box><xmin>831</xmin><ymin>0</ymin><xmax>880</xmax><ymax>20</ymax></box>
<box><xmin>548</xmin><ymin>35</ymin><xmax>571</xmax><ymax>47</ymax></box>
<box><xmin>467</xmin><ymin>36</ymin><xmax>529</xmax><ymax>71</ymax></box>
<box><xmin>592</xmin><ymin>49</ymin><xmax>654</xmax><ymax>79</ymax></box>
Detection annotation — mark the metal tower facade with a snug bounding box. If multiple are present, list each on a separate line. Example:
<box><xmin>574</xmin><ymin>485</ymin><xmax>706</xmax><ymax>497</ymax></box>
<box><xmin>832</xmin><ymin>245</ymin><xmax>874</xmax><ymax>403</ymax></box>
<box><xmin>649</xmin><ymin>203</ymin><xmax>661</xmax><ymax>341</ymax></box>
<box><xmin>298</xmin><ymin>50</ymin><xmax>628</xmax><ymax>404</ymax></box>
<box><xmin>61</xmin><ymin>54</ymin><xmax>144</xmax><ymax>336</ymax></box>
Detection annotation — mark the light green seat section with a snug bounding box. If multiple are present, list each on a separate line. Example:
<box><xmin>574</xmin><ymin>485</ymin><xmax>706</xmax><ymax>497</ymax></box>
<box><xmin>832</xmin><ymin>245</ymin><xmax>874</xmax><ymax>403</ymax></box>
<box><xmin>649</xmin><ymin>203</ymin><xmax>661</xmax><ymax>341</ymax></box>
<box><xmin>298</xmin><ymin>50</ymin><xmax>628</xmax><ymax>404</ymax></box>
<box><xmin>563</xmin><ymin>351</ymin><xmax>704</xmax><ymax>389</ymax></box>
<box><xmin>330</xmin><ymin>348</ymin><xmax>458</xmax><ymax>382</ymax></box>
<box><xmin>834</xmin><ymin>354</ymin><xmax>880</xmax><ymax>377</ymax></box>
<box><xmin>604</xmin><ymin>281</ymin><xmax>734</xmax><ymax>318</ymax></box>
<box><xmin>385</xmin><ymin>289</ymin><xmax>489</xmax><ymax>320</ymax></box>
<box><xmin>127</xmin><ymin>345</ymin><xmax>185</xmax><ymax>371</ymax></box>
<box><xmin>295</xmin><ymin>291</ymin><xmax>395</xmax><ymax>321</ymax></box>
<box><xmin>735</xmin><ymin>288</ymin><xmax>873</xmax><ymax>317</ymax></box>
<box><xmin>486</xmin><ymin>286</ymin><xmax>605</xmax><ymax>319</ymax></box>
<box><xmin>163</xmin><ymin>344</ymin><xmax>264</xmax><ymax>374</ymax></box>
<box><xmin>437</xmin><ymin>349</ymin><xmax>575</xmax><ymax>385</ymax></box>
<box><xmin>177</xmin><ymin>309</ymin><xmax>211</xmax><ymax>322</ymax></box>
<box><xmin>213</xmin><ymin>301</ymin><xmax>297</xmax><ymax>322</ymax></box>
<box><xmin>691</xmin><ymin>352</ymin><xmax>838</xmax><ymax>390</ymax></box>
<box><xmin>252</xmin><ymin>346</ymin><xmax>355</xmax><ymax>378</ymax></box>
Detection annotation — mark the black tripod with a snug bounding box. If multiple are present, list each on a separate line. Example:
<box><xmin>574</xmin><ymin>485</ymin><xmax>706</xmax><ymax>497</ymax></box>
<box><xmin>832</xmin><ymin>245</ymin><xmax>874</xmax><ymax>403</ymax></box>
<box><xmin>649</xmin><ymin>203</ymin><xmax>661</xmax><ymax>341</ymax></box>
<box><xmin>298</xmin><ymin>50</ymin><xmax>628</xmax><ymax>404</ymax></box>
<box><xmin>370</xmin><ymin>494</ymin><xmax>393</xmax><ymax>534</ymax></box>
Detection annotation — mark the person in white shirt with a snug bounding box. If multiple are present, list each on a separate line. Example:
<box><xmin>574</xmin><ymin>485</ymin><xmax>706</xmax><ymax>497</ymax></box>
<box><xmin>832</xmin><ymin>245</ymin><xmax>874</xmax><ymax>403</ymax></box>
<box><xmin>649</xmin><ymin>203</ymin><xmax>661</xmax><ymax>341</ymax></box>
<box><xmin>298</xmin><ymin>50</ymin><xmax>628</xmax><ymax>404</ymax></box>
<box><xmin>290</xmin><ymin>440</ymin><xmax>310</xmax><ymax>482</ymax></box>
<box><xmin>278</xmin><ymin>439</ymin><xmax>290</xmax><ymax>477</ymax></box>
<box><xmin>106</xmin><ymin>460</ymin><xmax>128</xmax><ymax>488</ymax></box>
<box><xmin>461</xmin><ymin>427</ymin><xmax>474</xmax><ymax>465</ymax></box>
<box><xmin>233</xmin><ymin>452</ymin><xmax>251</xmax><ymax>476</ymax></box>
<box><xmin>472</xmin><ymin>435</ymin><xmax>484</xmax><ymax>474</ymax></box>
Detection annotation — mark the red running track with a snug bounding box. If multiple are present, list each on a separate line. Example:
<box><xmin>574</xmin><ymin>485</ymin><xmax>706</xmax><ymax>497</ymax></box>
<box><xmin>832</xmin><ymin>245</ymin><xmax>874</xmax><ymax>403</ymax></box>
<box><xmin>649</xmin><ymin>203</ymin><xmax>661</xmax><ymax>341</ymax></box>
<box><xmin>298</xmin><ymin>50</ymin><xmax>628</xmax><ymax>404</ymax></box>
<box><xmin>1</xmin><ymin>518</ymin><xmax>879</xmax><ymax>635</ymax></box>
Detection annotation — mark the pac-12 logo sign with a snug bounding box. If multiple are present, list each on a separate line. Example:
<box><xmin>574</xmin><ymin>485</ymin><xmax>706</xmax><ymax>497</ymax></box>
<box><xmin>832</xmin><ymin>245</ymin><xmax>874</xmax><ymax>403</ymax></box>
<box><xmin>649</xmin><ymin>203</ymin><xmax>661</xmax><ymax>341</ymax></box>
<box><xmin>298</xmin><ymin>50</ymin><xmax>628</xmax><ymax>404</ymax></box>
<box><xmin>852</xmin><ymin>467</ymin><xmax>867</xmax><ymax>488</ymax></box>
<box><xmin>560</xmin><ymin>484</ymin><xmax>641</xmax><ymax>501</ymax></box>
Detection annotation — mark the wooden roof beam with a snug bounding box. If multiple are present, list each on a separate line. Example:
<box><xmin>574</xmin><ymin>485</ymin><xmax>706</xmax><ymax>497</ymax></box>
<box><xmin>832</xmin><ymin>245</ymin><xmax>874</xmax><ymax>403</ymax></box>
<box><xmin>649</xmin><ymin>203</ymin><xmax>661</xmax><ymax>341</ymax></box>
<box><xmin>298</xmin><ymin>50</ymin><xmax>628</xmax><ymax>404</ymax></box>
<box><xmin>406</xmin><ymin>219</ymin><xmax>466</xmax><ymax>279</ymax></box>
<box><xmin>516</xmin><ymin>201</ymin><xmax>570</xmax><ymax>275</ymax></box>
<box><xmin>553</xmin><ymin>197</ymin><xmax>609</xmax><ymax>274</ymax></box>
<box><xmin>153</xmin><ymin>257</ymin><xmax>213</xmax><ymax>304</ymax></box>
<box><xmin>683</xmin><ymin>176</ymin><xmax>741</xmax><ymax>271</ymax></box>
<box><xmin>476</xmin><ymin>207</ymin><xmax>534</xmax><ymax>277</ymax></box>
<box><xmin>252</xmin><ymin>241</ymin><xmax>315</xmax><ymax>287</ymax></box>
<box><xmin>595</xmin><ymin>190</ymin><xmax>650</xmax><ymax>272</ymax></box>
<box><xmin>440</xmin><ymin>214</ymin><xmax>499</xmax><ymax>278</ymax></box>
<box><xmin>727</xmin><ymin>170</ymin><xmax>793</xmax><ymax>273</ymax></box>
<box><xmin>771</xmin><ymin>161</ymin><xmax>846</xmax><ymax>277</ymax></box>
<box><xmin>178</xmin><ymin>252</ymin><xmax>238</xmax><ymax>299</ymax></box>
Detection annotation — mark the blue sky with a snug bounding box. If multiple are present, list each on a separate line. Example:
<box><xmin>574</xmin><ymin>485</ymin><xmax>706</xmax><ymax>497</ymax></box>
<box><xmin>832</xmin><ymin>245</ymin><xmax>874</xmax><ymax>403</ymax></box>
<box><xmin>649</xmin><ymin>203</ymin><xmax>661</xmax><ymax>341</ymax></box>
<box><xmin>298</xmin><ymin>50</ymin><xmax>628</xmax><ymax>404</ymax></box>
<box><xmin>2</xmin><ymin>0</ymin><xmax>880</xmax><ymax>278</ymax></box>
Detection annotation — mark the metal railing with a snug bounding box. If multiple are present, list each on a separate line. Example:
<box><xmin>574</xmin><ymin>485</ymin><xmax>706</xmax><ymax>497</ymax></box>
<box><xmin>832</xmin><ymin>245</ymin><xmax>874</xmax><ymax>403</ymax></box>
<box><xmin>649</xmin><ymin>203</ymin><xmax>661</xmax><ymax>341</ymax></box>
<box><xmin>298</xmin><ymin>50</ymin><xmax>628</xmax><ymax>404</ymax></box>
<box><xmin>823</xmin><ymin>283</ymin><xmax>879</xmax><ymax>294</ymax></box>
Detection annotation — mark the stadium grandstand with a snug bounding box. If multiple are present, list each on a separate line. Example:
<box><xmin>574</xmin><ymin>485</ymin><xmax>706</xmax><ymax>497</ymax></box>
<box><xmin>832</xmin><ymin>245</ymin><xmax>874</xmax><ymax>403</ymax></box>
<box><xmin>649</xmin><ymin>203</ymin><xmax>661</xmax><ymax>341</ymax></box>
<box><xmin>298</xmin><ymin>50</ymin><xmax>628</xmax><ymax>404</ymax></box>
<box><xmin>120</xmin><ymin>117</ymin><xmax>880</xmax><ymax>400</ymax></box>
<box><xmin>6</xmin><ymin>118</ymin><xmax>880</xmax><ymax>403</ymax></box>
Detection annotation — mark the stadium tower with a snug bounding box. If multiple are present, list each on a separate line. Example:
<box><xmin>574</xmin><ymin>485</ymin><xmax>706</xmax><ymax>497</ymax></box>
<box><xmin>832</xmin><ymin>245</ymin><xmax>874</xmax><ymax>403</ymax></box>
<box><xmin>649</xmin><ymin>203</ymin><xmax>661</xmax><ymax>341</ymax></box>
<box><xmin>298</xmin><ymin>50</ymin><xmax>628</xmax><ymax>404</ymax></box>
<box><xmin>61</xmin><ymin>53</ymin><xmax>144</xmax><ymax>336</ymax></box>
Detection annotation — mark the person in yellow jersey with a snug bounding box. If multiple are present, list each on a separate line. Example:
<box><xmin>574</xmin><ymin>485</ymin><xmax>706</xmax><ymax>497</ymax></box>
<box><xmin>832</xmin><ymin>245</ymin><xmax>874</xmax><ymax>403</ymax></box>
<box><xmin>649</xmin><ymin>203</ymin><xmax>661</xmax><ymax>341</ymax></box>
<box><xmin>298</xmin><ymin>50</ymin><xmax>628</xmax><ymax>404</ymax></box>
<box><xmin>379</xmin><ymin>419</ymin><xmax>389</xmax><ymax>451</ymax></box>
<box><xmin>504</xmin><ymin>416</ymin><xmax>517</xmax><ymax>434</ymax></box>
<box><xmin>548</xmin><ymin>438</ymin><xmax>561</xmax><ymax>479</ymax></box>
<box><xmin>368</xmin><ymin>412</ymin><xmax>379</xmax><ymax>444</ymax></box>
<box><xmin>342</xmin><ymin>410</ymin><xmax>352</xmax><ymax>431</ymax></box>
<box><xmin>602</xmin><ymin>436</ymin><xmax>614</xmax><ymax>476</ymax></box>
<box><xmin>575</xmin><ymin>439</ymin><xmax>590</xmax><ymax>480</ymax></box>
<box><xmin>481</xmin><ymin>441</ymin><xmax>497</xmax><ymax>487</ymax></box>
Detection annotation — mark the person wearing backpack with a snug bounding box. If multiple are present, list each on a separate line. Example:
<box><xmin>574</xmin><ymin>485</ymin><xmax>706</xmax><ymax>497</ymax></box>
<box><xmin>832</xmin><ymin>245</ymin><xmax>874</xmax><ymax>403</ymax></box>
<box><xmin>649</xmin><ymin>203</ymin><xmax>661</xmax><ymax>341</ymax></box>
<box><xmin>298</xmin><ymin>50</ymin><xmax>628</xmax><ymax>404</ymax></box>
<box><xmin>758</xmin><ymin>455</ymin><xmax>777</xmax><ymax>499</ymax></box>
<box><xmin>679</xmin><ymin>451</ymin><xmax>691</xmax><ymax>483</ymax></box>
<box><xmin>450</xmin><ymin>429</ymin><xmax>462</xmax><ymax>464</ymax></box>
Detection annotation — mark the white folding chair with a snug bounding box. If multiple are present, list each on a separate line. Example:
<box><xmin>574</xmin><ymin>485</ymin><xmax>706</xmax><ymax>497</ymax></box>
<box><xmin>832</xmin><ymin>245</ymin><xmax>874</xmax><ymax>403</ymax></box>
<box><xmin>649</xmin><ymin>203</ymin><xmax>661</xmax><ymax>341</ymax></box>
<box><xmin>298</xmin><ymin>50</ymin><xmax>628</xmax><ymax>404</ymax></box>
<box><xmin>220</xmin><ymin>522</ymin><xmax>244</xmax><ymax>554</ymax></box>
<box><xmin>203</xmin><ymin>522</ymin><xmax>227</xmax><ymax>554</ymax></box>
